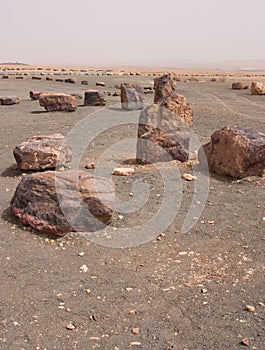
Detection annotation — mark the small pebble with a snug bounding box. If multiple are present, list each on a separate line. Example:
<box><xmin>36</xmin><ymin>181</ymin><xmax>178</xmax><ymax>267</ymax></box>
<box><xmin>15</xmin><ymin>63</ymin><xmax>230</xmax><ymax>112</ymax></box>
<box><xmin>66</xmin><ymin>322</ymin><xmax>75</xmax><ymax>330</ymax></box>
<box><xmin>131</xmin><ymin>327</ymin><xmax>140</xmax><ymax>334</ymax></box>
<box><xmin>78</xmin><ymin>252</ymin><xmax>85</xmax><ymax>257</ymax></box>
<box><xmin>246</xmin><ymin>305</ymin><xmax>255</xmax><ymax>313</ymax></box>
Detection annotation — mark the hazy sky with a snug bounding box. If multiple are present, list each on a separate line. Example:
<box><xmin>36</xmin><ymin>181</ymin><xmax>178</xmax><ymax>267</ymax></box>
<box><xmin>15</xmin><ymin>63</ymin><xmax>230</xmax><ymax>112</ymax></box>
<box><xmin>1</xmin><ymin>0</ymin><xmax>265</xmax><ymax>67</ymax></box>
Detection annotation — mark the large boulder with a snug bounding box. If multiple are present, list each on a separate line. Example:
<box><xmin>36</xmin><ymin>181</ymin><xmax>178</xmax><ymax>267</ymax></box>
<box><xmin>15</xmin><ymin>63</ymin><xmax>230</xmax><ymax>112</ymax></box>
<box><xmin>154</xmin><ymin>74</ymin><xmax>176</xmax><ymax>103</ymax></box>
<box><xmin>136</xmin><ymin>94</ymin><xmax>193</xmax><ymax>164</ymax></box>
<box><xmin>13</xmin><ymin>133</ymin><xmax>72</xmax><ymax>170</ymax></box>
<box><xmin>232</xmin><ymin>82</ymin><xmax>248</xmax><ymax>90</ymax></box>
<box><xmin>120</xmin><ymin>83</ymin><xmax>144</xmax><ymax>110</ymax></box>
<box><xmin>251</xmin><ymin>81</ymin><xmax>265</xmax><ymax>95</ymax></box>
<box><xmin>39</xmin><ymin>93</ymin><xmax>77</xmax><ymax>112</ymax></box>
<box><xmin>10</xmin><ymin>170</ymin><xmax>115</xmax><ymax>236</ymax></box>
<box><xmin>0</xmin><ymin>96</ymin><xmax>20</xmax><ymax>105</ymax></box>
<box><xmin>198</xmin><ymin>127</ymin><xmax>265</xmax><ymax>178</ymax></box>
<box><xmin>84</xmin><ymin>90</ymin><xmax>106</xmax><ymax>106</ymax></box>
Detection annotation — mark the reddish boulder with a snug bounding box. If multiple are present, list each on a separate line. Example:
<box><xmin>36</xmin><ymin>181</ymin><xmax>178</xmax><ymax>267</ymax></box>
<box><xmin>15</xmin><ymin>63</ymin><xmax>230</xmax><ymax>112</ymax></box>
<box><xmin>39</xmin><ymin>93</ymin><xmax>77</xmax><ymax>112</ymax></box>
<box><xmin>198</xmin><ymin>127</ymin><xmax>265</xmax><ymax>178</ymax></box>
<box><xmin>29</xmin><ymin>91</ymin><xmax>43</xmax><ymax>100</ymax></box>
<box><xmin>0</xmin><ymin>96</ymin><xmax>20</xmax><ymax>105</ymax></box>
<box><xmin>13</xmin><ymin>133</ymin><xmax>72</xmax><ymax>170</ymax></box>
<box><xmin>251</xmin><ymin>81</ymin><xmax>265</xmax><ymax>95</ymax></box>
<box><xmin>154</xmin><ymin>74</ymin><xmax>176</xmax><ymax>103</ymax></box>
<box><xmin>10</xmin><ymin>170</ymin><xmax>115</xmax><ymax>236</ymax></box>
<box><xmin>232</xmin><ymin>82</ymin><xmax>248</xmax><ymax>90</ymax></box>
<box><xmin>136</xmin><ymin>94</ymin><xmax>193</xmax><ymax>164</ymax></box>
<box><xmin>84</xmin><ymin>90</ymin><xmax>106</xmax><ymax>106</ymax></box>
<box><xmin>120</xmin><ymin>83</ymin><xmax>144</xmax><ymax>110</ymax></box>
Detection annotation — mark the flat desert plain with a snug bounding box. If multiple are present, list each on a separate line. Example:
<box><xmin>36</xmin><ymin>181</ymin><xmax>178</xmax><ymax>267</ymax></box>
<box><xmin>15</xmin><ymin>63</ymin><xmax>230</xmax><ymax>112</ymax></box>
<box><xmin>0</xmin><ymin>68</ymin><xmax>264</xmax><ymax>350</ymax></box>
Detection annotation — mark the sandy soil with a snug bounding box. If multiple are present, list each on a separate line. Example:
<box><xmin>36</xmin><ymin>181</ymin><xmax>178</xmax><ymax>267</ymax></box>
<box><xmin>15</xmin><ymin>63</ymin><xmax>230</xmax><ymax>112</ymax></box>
<box><xmin>0</xmin><ymin>71</ymin><xmax>264</xmax><ymax>350</ymax></box>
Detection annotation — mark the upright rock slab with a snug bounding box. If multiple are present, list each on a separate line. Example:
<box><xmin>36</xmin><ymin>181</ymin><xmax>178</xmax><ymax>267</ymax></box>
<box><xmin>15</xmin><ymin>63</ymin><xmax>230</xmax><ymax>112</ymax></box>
<box><xmin>10</xmin><ymin>170</ymin><xmax>115</xmax><ymax>236</ymax></box>
<box><xmin>120</xmin><ymin>83</ymin><xmax>144</xmax><ymax>110</ymax></box>
<box><xmin>39</xmin><ymin>93</ymin><xmax>77</xmax><ymax>112</ymax></box>
<box><xmin>136</xmin><ymin>94</ymin><xmax>193</xmax><ymax>164</ymax></box>
<box><xmin>84</xmin><ymin>90</ymin><xmax>106</xmax><ymax>106</ymax></box>
<box><xmin>198</xmin><ymin>127</ymin><xmax>265</xmax><ymax>178</ymax></box>
<box><xmin>13</xmin><ymin>133</ymin><xmax>72</xmax><ymax>170</ymax></box>
<box><xmin>154</xmin><ymin>74</ymin><xmax>176</xmax><ymax>103</ymax></box>
<box><xmin>251</xmin><ymin>81</ymin><xmax>265</xmax><ymax>95</ymax></box>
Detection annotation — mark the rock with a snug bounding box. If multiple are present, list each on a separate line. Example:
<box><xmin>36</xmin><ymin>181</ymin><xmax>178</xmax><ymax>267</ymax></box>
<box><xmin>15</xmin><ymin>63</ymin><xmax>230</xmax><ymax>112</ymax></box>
<box><xmin>65</xmin><ymin>77</ymin><xmax>77</xmax><ymax>84</ymax></box>
<box><xmin>32</xmin><ymin>76</ymin><xmax>42</xmax><ymax>80</ymax></box>
<box><xmin>2</xmin><ymin>75</ymin><xmax>9</xmax><ymax>79</ymax></box>
<box><xmin>113</xmin><ymin>90</ymin><xmax>121</xmax><ymax>96</ymax></box>
<box><xmin>245</xmin><ymin>305</ymin><xmax>255</xmax><ymax>313</ymax></box>
<box><xmin>85</xmin><ymin>162</ymin><xmax>96</xmax><ymax>170</ymax></box>
<box><xmin>55</xmin><ymin>78</ymin><xmax>64</xmax><ymax>82</ymax></box>
<box><xmin>96</xmin><ymin>81</ymin><xmax>106</xmax><ymax>87</ymax></box>
<box><xmin>160</xmin><ymin>94</ymin><xmax>193</xmax><ymax>127</ymax></box>
<box><xmin>251</xmin><ymin>81</ymin><xmax>265</xmax><ymax>95</ymax></box>
<box><xmin>46</xmin><ymin>77</ymin><xmax>53</xmax><ymax>81</ymax></box>
<box><xmin>136</xmin><ymin>95</ymin><xmax>193</xmax><ymax>164</ymax></box>
<box><xmin>66</xmin><ymin>323</ymin><xmax>75</xmax><ymax>330</ymax></box>
<box><xmin>144</xmin><ymin>90</ymin><xmax>153</xmax><ymax>94</ymax></box>
<box><xmin>39</xmin><ymin>93</ymin><xmax>77</xmax><ymax>112</ymax></box>
<box><xmin>120</xmin><ymin>83</ymin><xmax>144</xmax><ymax>110</ymax></box>
<box><xmin>154</xmin><ymin>74</ymin><xmax>175</xmax><ymax>103</ymax></box>
<box><xmin>84</xmin><ymin>90</ymin><xmax>106</xmax><ymax>106</ymax></box>
<box><xmin>81</xmin><ymin>80</ymin><xmax>88</xmax><ymax>85</ymax></box>
<box><xmin>232</xmin><ymin>82</ymin><xmax>248</xmax><ymax>90</ymax></box>
<box><xmin>114</xmin><ymin>84</ymin><xmax>121</xmax><ymax>89</ymax></box>
<box><xmin>16</xmin><ymin>76</ymin><xmax>24</xmax><ymax>79</ymax></box>
<box><xmin>113</xmin><ymin>167</ymin><xmax>135</xmax><ymax>176</ymax></box>
<box><xmin>13</xmin><ymin>133</ymin><xmax>72</xmax><ymax>170</ymax></box>
<box><xmin>29</xmin><ymin>91</ymin><xmax>43</xmax><ymax>100</ymax></box>
<box><xmin>182</xmin><ymin>173</ymin><xmax>197</xmax><ymax>181</ymax></box>
<box><xmin>10</xmin><ymin>170</ymin><xmax>115</xmax><ymax>236</ymax></box>
<box><xmin>0</xmin><ymin>96</ymin><xmax>20</xmax><ymax>105</ymax></box>
<box><xmin>71</xmin><ymin>93</ymin><xmax>83</xmax><ymax>100</ymax></box>
<box><xmin>199</xmin><ymin>127</ymin><xmax>265</xmax><ymax>178</ymax></box>
<box><xmin>131</xmin><ymin>327</ymin><xmax>140</xmax><ymax>334</ymax></box>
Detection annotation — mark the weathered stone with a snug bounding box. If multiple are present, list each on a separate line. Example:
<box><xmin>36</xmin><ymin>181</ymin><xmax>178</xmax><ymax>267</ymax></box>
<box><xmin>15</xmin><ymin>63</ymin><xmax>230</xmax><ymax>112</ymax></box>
<box><xmin>96</xmin><ymin>81</ymin><xmax>106</xmax><ymax>87</ymax></box>
<box><xmin>232</xmin><ymin>82</ymin><xmax>248</xmax><ymax>90</ymax></box>
<box><xmin>120</xmin><ymin>83</ymin><xmax>144</xmax><ymax>110</ymax></box>
<box><xmin>84</xmin><ymin>90</ymin><xmax>106</xmax><ymax>106</ymax></box>
<box><xmin>71</xmin><ymin>93</ymin><xmax>83</xmax><ymax>100</ymax></box>
<box><xmin>198</xmin><ymin>127</ymin><xmax>265</xmax><ymax>178</ymax></box>
<box><xmin>13</xmin><ymin>133</ymin><xmax>72</xmax><ymax>170</ymax></box>
<box><xmin>2</xmin><ymin>75</ymin><xmax>9</xmax><ymax>79</ymax></box>
<box><xmin>29</xmin><ymin>91</ymin><xmax>43</xmax><ymax>100</ymax></box>
<box><xmin>0</xmin><ymin>96</ymin><xmax>20</xmax><ymax>105</ymax></box>
<box><xmin>32</xmin><ymin>76</ymin><xmax>42</xmax><ymax>80</ymax></box>
<box><xmin>251</xmin><ymin>81</ymin><xmax>265</xmax><ymax>95</ymax></box>
<box><xmin>154</xmin><ymin>74</ymin><xmax>176</xmax><ymax>103</ymax></box>
<box><xmin>16</xmin><ymin>76</ymin><xmax>24</xmax><ymax>79</ymax></box>
<box><xmin>113</xmin><ymin>90</ymin><xmax>121</xmax><ymax>96</ymax></box>
<box><xmin>46</xmin><ymin>77</ymin><xmax>53</xmax><ymax>81</ymax></box>
<box><xmin>65</xmin><ymin>77</ymin><xmax>77</xmax><ymax>84</ymax></box>
<box><xmin>39</xmin><ymin>93</ymin><xmax>77</xmax><ymax>112</ymax></box>
<box><xmin>136</xmin><ymin>98</ymin><xmax>192</xmax><ymax>164</ymax></box>
<box><xmin>160</xmin><ymin>94</ymin><xmax>193</xmax><ymax>127</ymax></box>
<box><xmin>55</xmin><ymin>78</ymin><xmax>64</xmax><ymax>82</ymax></box>
<box><xmin>81</xmin><ymin>80</ymin><xmax>88</xmax><ymax>85</ymax></box>
<box><xmin>10</xmin><ymin>170</ymin><xmax>115</xmax><ymax>236</ymax></box>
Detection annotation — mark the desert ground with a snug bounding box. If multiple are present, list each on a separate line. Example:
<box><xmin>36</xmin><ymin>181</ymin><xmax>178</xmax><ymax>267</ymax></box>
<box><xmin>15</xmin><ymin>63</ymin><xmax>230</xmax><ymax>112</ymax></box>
<box><xmin>0</xmin><ymin>67</ymin><xmax>264</xmax><ymax>350</ymax></box>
